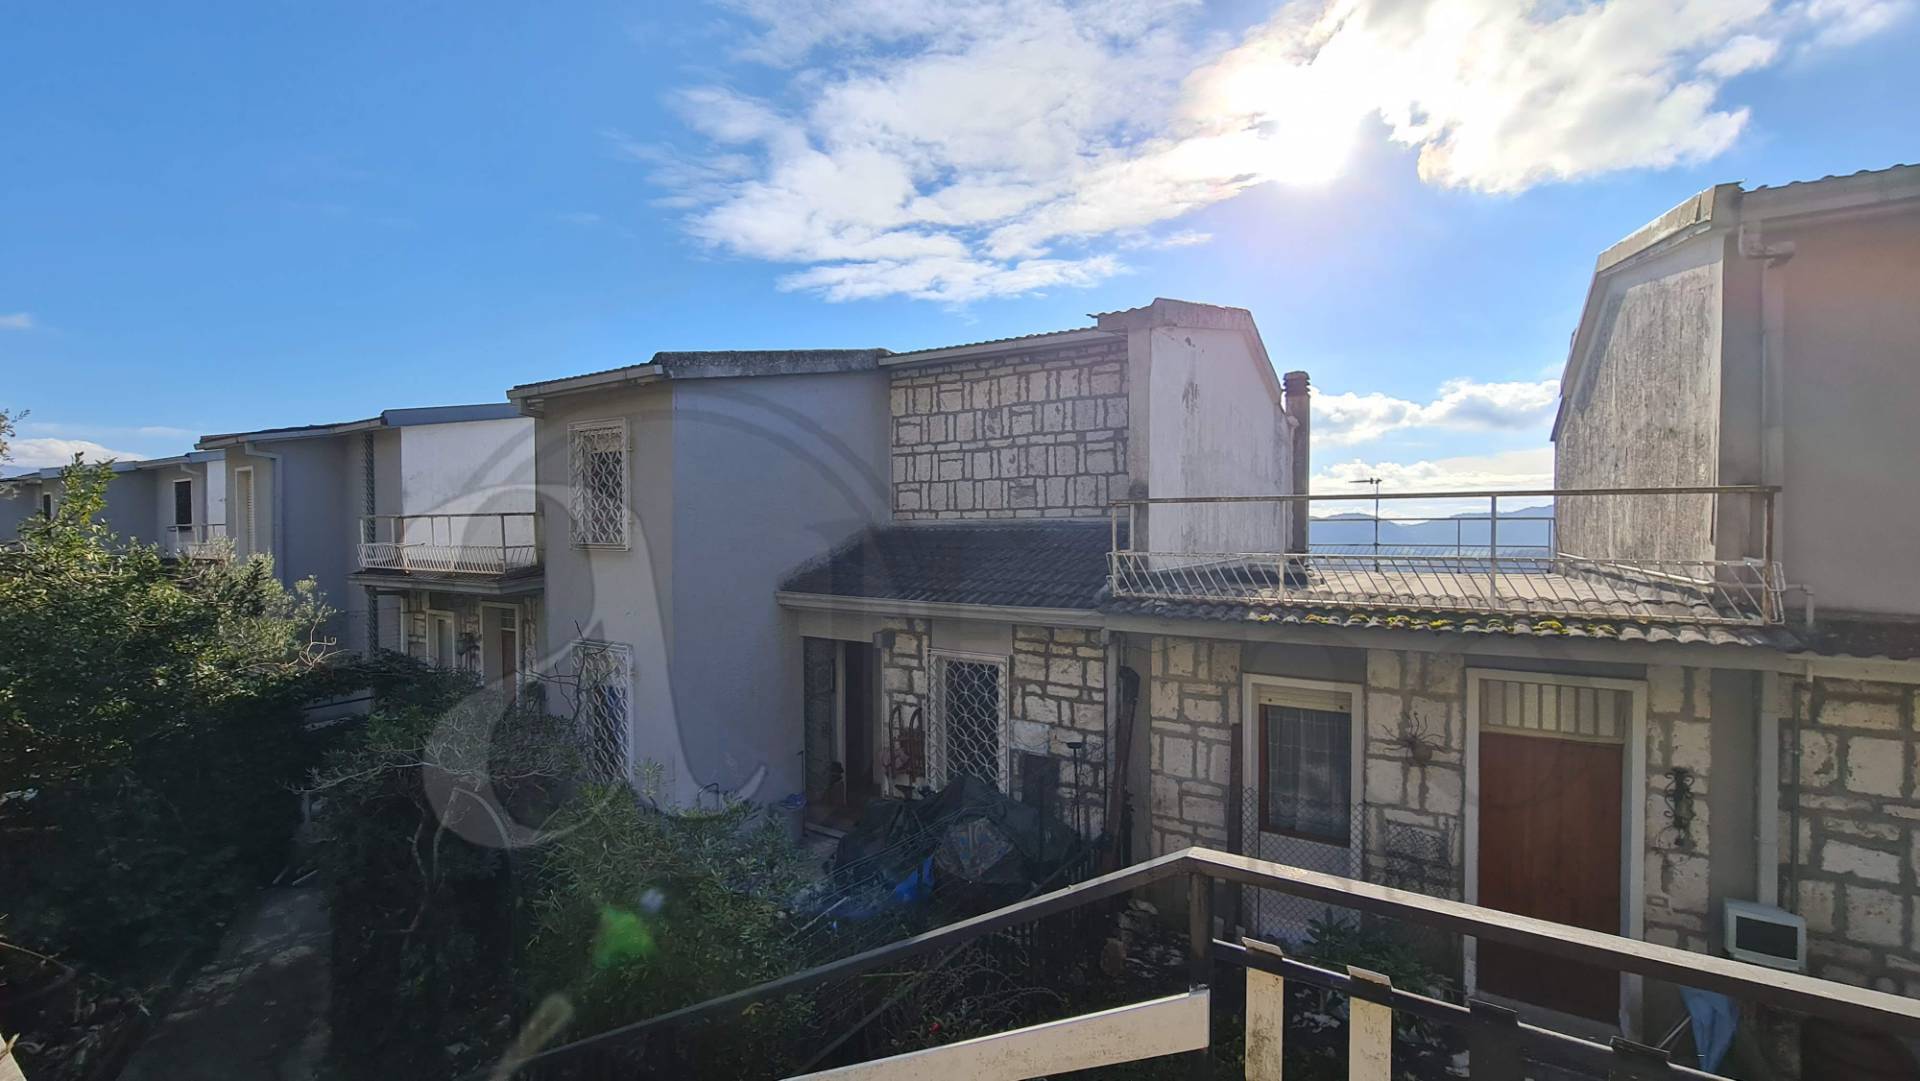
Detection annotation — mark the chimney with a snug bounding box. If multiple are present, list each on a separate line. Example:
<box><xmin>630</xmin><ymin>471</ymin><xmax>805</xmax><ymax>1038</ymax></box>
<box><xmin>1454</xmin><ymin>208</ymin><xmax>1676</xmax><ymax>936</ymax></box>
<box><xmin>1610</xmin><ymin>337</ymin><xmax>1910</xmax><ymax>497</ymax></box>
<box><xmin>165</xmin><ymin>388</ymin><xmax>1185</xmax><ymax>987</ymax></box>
<box><xmin>1283</xmin><ymin>371</ymin><xmax>1311</xmax><ymax>553</ymax></box>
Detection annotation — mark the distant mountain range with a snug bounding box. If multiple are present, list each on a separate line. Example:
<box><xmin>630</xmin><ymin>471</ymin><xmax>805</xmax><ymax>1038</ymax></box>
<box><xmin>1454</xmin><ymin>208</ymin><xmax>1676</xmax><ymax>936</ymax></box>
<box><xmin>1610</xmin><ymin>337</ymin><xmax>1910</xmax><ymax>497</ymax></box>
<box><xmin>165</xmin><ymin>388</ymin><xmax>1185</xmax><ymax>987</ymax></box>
<box><xmin>1310</xmin><ymin>504</ymin><xmax>1554</xmax><ymax>551</ymax></box>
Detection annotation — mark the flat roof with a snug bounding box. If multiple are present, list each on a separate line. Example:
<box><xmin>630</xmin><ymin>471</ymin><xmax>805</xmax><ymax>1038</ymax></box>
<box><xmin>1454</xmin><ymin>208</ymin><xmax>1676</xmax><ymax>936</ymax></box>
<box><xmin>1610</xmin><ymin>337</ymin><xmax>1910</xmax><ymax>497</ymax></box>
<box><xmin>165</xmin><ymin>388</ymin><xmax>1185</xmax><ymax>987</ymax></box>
<box><xmin>197</xmin><ymin>403</ymin><xmax>520</xmax><ymax>449</ymax></box>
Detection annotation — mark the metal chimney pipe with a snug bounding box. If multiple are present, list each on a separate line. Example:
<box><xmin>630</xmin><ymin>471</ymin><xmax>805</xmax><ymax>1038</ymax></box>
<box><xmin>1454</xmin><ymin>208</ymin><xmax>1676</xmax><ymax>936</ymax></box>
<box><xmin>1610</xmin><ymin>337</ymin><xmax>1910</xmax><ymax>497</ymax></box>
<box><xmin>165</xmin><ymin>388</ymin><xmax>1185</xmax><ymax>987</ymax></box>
<box><xmin>1283</xmin><ymin>371</ymin><xmax>1311</xmax><ymax>553</ymax></box>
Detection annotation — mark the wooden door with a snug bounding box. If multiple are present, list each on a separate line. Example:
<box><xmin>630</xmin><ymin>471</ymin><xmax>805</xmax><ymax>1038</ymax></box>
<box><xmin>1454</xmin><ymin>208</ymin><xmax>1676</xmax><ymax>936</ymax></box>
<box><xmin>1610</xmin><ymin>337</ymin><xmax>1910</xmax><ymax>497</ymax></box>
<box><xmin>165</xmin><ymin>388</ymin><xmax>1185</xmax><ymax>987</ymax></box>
<box><xmin>1477</xmin><ymin>731</ymin><xmax>1623</xmax><ymax>1021</ymax></box>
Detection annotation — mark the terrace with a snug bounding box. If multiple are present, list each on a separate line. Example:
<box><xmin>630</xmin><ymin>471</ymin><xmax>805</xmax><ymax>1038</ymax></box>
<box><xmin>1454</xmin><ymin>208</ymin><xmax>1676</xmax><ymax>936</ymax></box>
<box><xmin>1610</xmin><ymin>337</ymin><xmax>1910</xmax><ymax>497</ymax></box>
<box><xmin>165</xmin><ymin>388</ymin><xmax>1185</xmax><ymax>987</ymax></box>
<box><xmin>1107</xmin><ymin>486</ymin><xmax>1785</xmax><ymax>627</ymax></box>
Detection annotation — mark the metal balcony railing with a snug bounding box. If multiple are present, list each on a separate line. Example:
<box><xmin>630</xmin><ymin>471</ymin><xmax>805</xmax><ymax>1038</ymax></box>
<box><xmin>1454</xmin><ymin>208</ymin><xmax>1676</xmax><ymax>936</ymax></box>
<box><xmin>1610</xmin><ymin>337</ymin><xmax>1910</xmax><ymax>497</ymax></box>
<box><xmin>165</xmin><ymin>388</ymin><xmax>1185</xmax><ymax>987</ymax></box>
<box><xmin>1109</xmin><ymin>486</ymin><xmax>1785</xmax><ymax>626</ymax></box>
<box><xmin>164</xmin><ymin>522</ymin><xmax>229</xmax><ymax>560</ymax></box>
<box><xmin>356</xmin><ymin>512</ymin><xmax>540</xmax><ymax>576</ymax></box>
<box><xmin>493</xmin><ymin>847</ymin><xmax>1920</xmax><ymax>1080</ymax></box>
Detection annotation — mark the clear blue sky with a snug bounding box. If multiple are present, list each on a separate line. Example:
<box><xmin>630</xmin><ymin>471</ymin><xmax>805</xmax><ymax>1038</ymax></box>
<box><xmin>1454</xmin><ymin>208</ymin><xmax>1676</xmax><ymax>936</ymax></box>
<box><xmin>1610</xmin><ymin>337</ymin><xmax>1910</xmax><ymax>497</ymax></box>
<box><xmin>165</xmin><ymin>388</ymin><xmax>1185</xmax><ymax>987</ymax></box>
<box><xmin>3</xmin><ymin>1</ymin><xmax>1915</xmax><ymax>492</ymax></box>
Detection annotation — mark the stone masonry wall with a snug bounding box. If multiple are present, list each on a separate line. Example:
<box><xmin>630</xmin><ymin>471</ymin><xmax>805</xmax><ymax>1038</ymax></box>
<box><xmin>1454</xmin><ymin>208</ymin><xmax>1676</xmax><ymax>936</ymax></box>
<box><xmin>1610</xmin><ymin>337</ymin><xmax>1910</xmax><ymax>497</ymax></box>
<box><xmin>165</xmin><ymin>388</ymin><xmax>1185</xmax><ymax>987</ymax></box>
<box><xmin>1010</xmin><ymin>625</ymin><xmax>1108</xmax><ymax>835</ymax></box>
<box><xmin>889</xmin><ymin>337</ymin><xmax>1129</xmax><ymax>520</ymax></box>
<box><xmin>875</xmin><ymin>617</ymin><xmax>1107</xmax><ymax>838</ymax></box>
<box><xmin>1362</xmin><ymin>650</ymin><xmax>1467</xmax><ymax>898</ymax></box>
<box><xmin>1783</xmin><ymin>674</ymin><xmax>1920</xmax><ymax>993</ymax></box>
<box><xmin>1145</xmin><ymin>636</ymin><xmax>1240</xmax><ymax>855</ymax></box>
<box><xmin>1643</xmin><ymin>666</ymin><xmax>1715</xmax><ymax>953</ymax></box>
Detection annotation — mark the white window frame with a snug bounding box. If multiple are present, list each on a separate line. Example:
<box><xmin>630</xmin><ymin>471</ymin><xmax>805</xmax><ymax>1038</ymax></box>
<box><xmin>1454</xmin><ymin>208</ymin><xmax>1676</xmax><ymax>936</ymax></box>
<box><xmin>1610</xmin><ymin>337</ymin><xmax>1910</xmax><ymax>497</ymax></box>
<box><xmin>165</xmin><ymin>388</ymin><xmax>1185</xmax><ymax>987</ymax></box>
<box><xmin>572</xmin><ymin>639</ymin><xmax>635</xmax><ymax>780</ymax></box>
<box><xmin>232</xmin><ymin>466</ymin><xmax>257</xmax><ymax>555</ymax></box>
<box><xmin>929</xmin><ymin>649</ymin><xmax>1011</xmax><ymax>792</ymax></box>
<box><xmin>568</xmin><ymin>419</ymin><xmax>630</xmax><ymax>550</ymax></box>
<box><xmin>425</xmin><ymin>609</ymin><xmax>459</xmax><ymax>668</ymax></box>
<box><xmin>171</xmin><ymin>478</ymin><xmax>194</xmax><ymax>528</ymax></box>
<box><xmin>1463</xmin><ymin>667</ymin><xmax>1648</xmax><ymax>1036</ymax></box>
<box><xmin>1240</xmin><ymin>674</ymin><xmax>1365</xmax><ymax>874</ymax></box>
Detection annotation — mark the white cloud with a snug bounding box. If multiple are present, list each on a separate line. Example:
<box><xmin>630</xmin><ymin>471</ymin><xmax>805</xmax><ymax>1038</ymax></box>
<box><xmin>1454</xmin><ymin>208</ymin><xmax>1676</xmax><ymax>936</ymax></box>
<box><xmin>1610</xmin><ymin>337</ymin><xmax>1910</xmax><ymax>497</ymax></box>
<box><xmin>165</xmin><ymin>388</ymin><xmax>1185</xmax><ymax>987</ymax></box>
<box><xmin>651</xmin><ymin>0</ymin><xmax>1903</xmax><ymax>302</ymax></box>
<box><xmin>7</xmin><ymin>438</ymin><xmax>146</xmax><ymax>469</ymax></box>
<box><xmin>1312</xmin><ymin>447</ymin><xmax>1556</xmax><ymax>516</ymax></box>
<box><xmin>0</xmin><ymin>312</ymin><xmax>34</xmax><ymax>331</ymax></box>
<box><xmin>1315</xmin><ymin>378</ymin><xmax>1558</xmax><ymax>445</ymax></box>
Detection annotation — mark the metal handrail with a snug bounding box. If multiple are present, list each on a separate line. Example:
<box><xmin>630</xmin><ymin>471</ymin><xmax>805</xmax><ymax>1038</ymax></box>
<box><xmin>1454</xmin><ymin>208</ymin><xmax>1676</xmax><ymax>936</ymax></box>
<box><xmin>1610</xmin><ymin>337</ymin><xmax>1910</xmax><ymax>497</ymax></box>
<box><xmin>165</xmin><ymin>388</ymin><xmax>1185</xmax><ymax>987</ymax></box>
<box><xmin>493</xmin><ymin>846</ymin><xmax>1920</xmax><ymax>1080</ymax></box>
<box><xmin>356</xmin><ymin>512</ymin><xmax>540</xmax><ymax>575</ymax></box>
<box><xmin>1111</xmin><ymin>486</ymin><xmax>1783</xmax><ymax>624</ymax></box>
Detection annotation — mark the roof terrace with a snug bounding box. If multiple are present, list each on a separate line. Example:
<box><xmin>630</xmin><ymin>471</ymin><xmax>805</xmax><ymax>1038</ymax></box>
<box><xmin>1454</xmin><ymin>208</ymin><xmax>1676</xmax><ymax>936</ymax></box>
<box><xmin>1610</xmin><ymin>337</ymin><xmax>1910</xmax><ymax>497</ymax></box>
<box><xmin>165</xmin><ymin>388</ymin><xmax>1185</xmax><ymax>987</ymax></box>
<box><xmin>1108</xmin><ymin>486</ymin><xmax>1784</xmax><ymax>627</ymax></box>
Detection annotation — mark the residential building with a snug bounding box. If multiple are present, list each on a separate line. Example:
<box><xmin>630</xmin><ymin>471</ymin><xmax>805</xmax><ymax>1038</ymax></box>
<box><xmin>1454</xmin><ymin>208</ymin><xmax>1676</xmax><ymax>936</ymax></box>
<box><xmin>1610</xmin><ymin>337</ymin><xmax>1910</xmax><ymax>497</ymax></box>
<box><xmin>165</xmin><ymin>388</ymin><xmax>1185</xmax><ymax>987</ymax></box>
<box><xmin>510</xmin><ymin>298</ymin><xmax>1291</xmax><ymax>811</ymax></box>
<box><xmin>1</xmin><ymin>451</ymin><xmax>226</xmax><ymax>558</ymax></box>
<box><xmin>774</xmin><ymin>169</ymin><xmax>1920</xmax><ymax>1047</ymax></box>
<box><xmin>197</xmin><ymin>404</ymin><xmax>536</xmax><ymax>663</ymax></box>
<box><xmin>507</xmin><ymin>349</ymin><xmax>892</xmax><ymax>799</ymax></box>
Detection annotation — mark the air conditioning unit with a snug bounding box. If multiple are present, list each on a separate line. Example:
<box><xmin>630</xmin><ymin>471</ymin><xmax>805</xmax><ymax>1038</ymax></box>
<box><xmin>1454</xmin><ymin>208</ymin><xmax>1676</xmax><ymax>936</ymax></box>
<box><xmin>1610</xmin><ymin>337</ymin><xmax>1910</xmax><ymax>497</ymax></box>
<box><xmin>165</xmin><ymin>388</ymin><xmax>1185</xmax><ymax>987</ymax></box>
<box><xmin>1724</xmin><ymin>900</ymin><xmax>1807</xmax><ymax>972</ymax></box>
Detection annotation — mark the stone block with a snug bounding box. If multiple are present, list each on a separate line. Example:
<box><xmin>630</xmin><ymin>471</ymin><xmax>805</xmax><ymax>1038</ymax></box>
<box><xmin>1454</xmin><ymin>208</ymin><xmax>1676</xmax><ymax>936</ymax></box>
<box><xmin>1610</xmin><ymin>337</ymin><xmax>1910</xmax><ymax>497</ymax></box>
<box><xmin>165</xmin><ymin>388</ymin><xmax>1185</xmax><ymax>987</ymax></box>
<box><xmin>1648</xmin><ymin>666</ymin><xmax>1686</xmax><ymax>715</ymax></box>
<box><xmin>1656</xmin><ymin>850</ymin><xmax>1711</xmax><ymax>914</ymax></box>
<box><xmin>1181</xmin><ymin>792</ymin><xmax>1227</xmax><ymax>829</ymax></box>
<box><xmin>1161</xmin><ymin>735</ymin><xmax>1196</xmax><ymax>778</ymax></box>
<box><xmin>1845</xmin><ymin>736</ymin><xmax>1907</xmax><ymax>798</ymax></box>
<box><xmin>1799</xmin><ymin>879</ymin><xmax>1837</xmax><ymax>934</ymax></box>
<box><xmin>1163</xmin><ymin>638</ymin><xmax>1197</xmax><ymax>678</ymax></box>
<box><xmin>1798</xmin><ymin>730</ymin><xmax>1839</xmax><ymax>787</ymax></box>
<box><xmin>1422</xmin><ymin>766</ymin><xmax>1464</xmax><ymax>817</ymax></box>
<box><xmin>1365</xmin><ymin>757</ymin><xmax>1406</xmax><ymax>806</ymax></box>
<box><xmin>1823</xmin><ymin>840</ymin><xmax>1902</xmax><ymax>883</ymax></box>
<box><xmin>1150</xmin><ymin>679</ymin><xmax>1180</xmax><ymax>720</ymax></box>
<box><xmin>1047</xmin><ymin>656</ymin><xmax>1083</xmax><ymax>686</ymax></box>
<box><xmin>1844</xmin><ymin>884</ymin><xmax>1906</xmax><ymax>947</ymax></box>
<box><xmin>1367</xmin><ymin>649</ymin><xmax>1403</xmax><ymax>691</ymax></box>
<box><xmin>1182</xmin><ymin>695</ymin><xmax>1225</xmax><ymax>729</ymax></box>
<box><xmin>1011</xmin><ymin>719</ymin><xmax>1051</xmax><ymax>753</ymax></box>
<box><xmin>1420</xmin><ymin>653</ymin><xmax>1464</xmax><ymax>696</ymax></box>
<box><xmin>1824</xmin><ymin>698</ymin><xmax>1902</xmax><ymax>731</ymax></box>
<box><xmin>1670</xmin><ymin>720</ymin><xmax>1713</xmax><ymax>777</ymax></box>
<box><xmin>1013</xmin><ymin>652</ymin><xmax>1047</xmax><ymax>683</ymax></box>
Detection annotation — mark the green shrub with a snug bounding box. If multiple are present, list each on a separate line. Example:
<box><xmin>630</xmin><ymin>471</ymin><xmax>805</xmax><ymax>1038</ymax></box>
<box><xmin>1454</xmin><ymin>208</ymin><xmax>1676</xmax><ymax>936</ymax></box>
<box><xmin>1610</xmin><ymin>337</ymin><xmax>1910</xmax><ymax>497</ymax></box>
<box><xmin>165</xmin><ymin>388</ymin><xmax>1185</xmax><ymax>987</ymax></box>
<box><xmin>523</xmin><ymin>784</ymin><xmax>818</xmax><ymax>1077</ymax></box>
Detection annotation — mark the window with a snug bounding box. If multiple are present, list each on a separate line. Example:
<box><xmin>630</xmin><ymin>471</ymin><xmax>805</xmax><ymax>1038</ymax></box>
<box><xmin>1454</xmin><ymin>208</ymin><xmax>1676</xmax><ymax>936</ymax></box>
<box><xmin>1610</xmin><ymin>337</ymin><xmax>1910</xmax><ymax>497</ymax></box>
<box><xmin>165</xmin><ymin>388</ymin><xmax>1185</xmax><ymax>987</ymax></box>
<box><xmin>39</xmin><ymin>493</ymin><xmax>53</xmax><ymax>518</ymax></box>
<box><xmin>569</xmin><ymin>420</ymin><xmax>628</xmax><ymax>548</ymax></box>
<box><xmin>1258</xmin><ymin>695</ymin><xmax>1353</xmax><ymax>845</ymax></box>
<box><xmin>573</xmin><ymin>641</ymin><xmax>632</xmax><ymax>781</ymax></box>
<box><xmin>932</xmin><ymin>653</ymin><xmax>1008</xmax><ymax>790</ymax></box>
<box><xmin>172</xmin><ymin>478</ymin><xmax>194</xmax><ymax>528</ymax></box>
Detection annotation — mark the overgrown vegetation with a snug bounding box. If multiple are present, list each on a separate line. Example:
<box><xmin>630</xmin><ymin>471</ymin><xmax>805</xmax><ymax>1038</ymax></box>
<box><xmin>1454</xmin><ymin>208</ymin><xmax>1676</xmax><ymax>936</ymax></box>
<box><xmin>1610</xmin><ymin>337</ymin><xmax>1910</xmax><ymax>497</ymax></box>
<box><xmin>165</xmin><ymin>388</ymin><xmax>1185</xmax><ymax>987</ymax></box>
<box><xmin>312</xmin><ymin>665</ymin><xmax>826</xmax><ymax>1081</ymax></box>
<box><xmin>0</xmin><ymin>461</ymin><xmax>338</xmax><ymax>1078</ymax></box>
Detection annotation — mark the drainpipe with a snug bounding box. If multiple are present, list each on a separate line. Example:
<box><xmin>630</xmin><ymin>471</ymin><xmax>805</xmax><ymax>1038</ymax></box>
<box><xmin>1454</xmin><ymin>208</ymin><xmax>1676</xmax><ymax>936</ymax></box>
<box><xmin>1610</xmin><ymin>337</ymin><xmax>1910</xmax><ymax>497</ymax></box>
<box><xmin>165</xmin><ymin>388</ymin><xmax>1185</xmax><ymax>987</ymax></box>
<box><xmin>243</xmin><ymin>441</ymin><xmax>289</xmax><ymax>589</ymax></box>
<box><xmin>1740</xmin><ymin>223</ymin><xmax>1794</xmax><ymax>575</ymax></box>
<box><xmin>1283</xmin><ymin>371</ymin><xmax>1311</xmax><ymax>553</ymax></box>
<box><xmin>363</xmin><ymin>431</ymin><xmax>379</xmax><ymax>654</ymax></box>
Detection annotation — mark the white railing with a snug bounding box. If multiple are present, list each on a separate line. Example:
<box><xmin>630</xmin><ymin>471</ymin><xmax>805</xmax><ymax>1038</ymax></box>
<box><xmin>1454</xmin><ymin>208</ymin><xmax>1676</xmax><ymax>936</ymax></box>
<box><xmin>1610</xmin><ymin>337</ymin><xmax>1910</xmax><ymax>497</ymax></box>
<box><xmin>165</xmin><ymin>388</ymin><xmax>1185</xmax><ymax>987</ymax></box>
<box><xmin>1110</xmin><ymin>486</ymin><xmax>1784</xmax><ymax>626</ymax></box>
<box><xmin>356</xmin><ymin>513</ymin><xmax>540</xmax><ymax>576</ymax></box>
<box><xmin>164</xmin><ymin>522</ymin><xmax>229</xmax><ymax>560</ymax></box>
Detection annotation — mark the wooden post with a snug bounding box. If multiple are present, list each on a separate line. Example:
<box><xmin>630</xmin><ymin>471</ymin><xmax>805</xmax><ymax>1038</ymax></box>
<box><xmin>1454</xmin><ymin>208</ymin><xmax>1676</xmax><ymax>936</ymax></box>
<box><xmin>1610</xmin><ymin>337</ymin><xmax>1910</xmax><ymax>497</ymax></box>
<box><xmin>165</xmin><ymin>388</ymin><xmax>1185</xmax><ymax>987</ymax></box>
<box><xmin>1467</xmin><ymin>998</ymin><xmax>1523</xmax><ymax>1081</ymax></box>
<box><xmin>2</xmin><ymin>1031</ymin><xmax>27</xmax><ymax>1081</ymax></box>
<box><xmin>1347</xmin><ymin>966</ymin><xmax>1393</xmax><ymax>1081</ymax></box>
<box><xmin>1187</xmin><ymin>872</ymin><xmax>1212</xmax><ymax>1077</ymax></box>
<box><xmin>1243</xmin><ymin>939</ymin><xmax>1286</xmax><ymax>1081</ymax></box>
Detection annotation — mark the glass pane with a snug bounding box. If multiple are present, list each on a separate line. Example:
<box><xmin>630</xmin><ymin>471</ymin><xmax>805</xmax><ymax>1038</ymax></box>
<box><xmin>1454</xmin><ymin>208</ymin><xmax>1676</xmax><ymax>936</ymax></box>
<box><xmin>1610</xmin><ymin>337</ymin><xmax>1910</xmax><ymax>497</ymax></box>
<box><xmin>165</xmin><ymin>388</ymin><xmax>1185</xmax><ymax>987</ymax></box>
<box><xmin>1261</xmin><ymin>704</ymin><xmax>1351</xmax><ymax>844</ymax></box>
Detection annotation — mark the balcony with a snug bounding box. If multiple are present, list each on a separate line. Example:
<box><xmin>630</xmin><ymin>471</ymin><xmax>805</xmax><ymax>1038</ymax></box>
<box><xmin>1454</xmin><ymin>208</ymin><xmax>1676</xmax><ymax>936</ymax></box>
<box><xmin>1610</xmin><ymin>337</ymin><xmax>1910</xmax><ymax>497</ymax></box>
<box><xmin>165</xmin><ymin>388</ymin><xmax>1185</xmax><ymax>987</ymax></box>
<box><xmin>1108</xmin><ymin>486</ymin><xmax>1785</xmax><ymax>627</ymax></box>
<box><xmin>354</xmin><ymin>512</ymin><xmax>540</xmax><ymax>580</ymax></box>
<box><xmin>505</xmin><ymin>846</ymin><xmax>1920</xmax><ymax>1079</ymax></box>
<box><xmin>163</xmin><ymin>522</ymin><xmax>229</xmax><ymax>561</ymax></box>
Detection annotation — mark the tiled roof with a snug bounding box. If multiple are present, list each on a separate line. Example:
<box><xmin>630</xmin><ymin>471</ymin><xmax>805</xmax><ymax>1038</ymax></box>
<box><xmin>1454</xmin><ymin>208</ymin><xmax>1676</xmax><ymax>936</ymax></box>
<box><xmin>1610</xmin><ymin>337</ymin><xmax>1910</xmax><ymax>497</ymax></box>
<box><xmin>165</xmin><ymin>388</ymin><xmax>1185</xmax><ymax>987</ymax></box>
<box><xmin>1789</xmin><ymin>618</ymin><xmax>1920</xmax><ymax>662</ymax></box>
<box><xmin>1099</xmin><ymin>594</ymin><xmax>1801</xmax><ymax>650</ymax></box>
<box><xmin>882</xmin><ymin>326</ymin><xmax>1104</xmax><ymax>359</ymax></box>
<box><xmin>781</xmin><ymin>521</ymin><xmax>1117</xmax><ymax>609</ymax></box>
<box><xmin>1746</xmin><ymin>163</ymin><xmax>1919</xmax><ymax>193</ymax></box>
